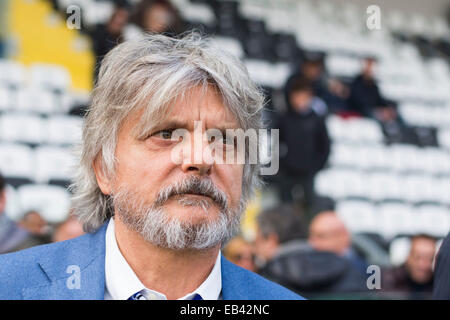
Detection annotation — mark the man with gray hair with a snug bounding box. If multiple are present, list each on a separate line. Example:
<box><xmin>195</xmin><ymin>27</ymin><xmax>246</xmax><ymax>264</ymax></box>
<box><xmin>0</xmin><ymin>33</ymin><xmax>302</xmax><ymax>300</ymax></box>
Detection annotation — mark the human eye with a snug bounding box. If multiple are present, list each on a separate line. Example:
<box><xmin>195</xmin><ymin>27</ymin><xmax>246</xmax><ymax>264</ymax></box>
<box><xmin>151</xmin><ymin>129</ymin><xmax>175</xmax><ymax>140</ymax></box>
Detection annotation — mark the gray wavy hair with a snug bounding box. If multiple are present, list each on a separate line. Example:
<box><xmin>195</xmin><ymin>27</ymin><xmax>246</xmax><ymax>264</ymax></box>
<box><xmin>70</xmin><ymin>32</ymin><xmax>265</xmax><ymax>232</ymax></box>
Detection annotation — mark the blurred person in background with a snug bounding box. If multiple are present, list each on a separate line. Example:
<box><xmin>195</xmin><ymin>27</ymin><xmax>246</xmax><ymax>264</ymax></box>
<box><xmin>275</xmin><ymin>77</ymin><xmax>330</xmax><ymax>209</ymax></box>
<box><xmin>0</xmin><ymin>173</ymin><xmax>34</xmax><ymax>254</ymax></box>
<box><xmin>308</xmin><ymin>211</ymin><xmax>368</xmax><ymax>275</ymax></box>
<box><xmin>91</xmin><ymin>2</ymin><xmax>131</xmax><ymax>80</ymax></box>
<box><xmin>348</xmin><ymin>57</ymin><xmax>401</xmax><ymax>128</ymax></box>
<box><xmin>12</xmin><ymin>210</ymin><xmax>52</xmax><ymax>252</ymax></box>
<box><xmin>132</xmin><ymin>0</ymin><xmax>184</xmax><ymax>36</ymax></box>
<box><xmin>285</xmin><ymin>56</ymin><xmax>350</xmax><ymax>114</ymax></box>
<box><xmin>223</xmin><ymin>236</ymin><xmax>256</xmax><ymax>272</ymax></box>
<box><xmin>52</xmin><ymin>213</ymin><xmax>85</xmax><ymax>243</ymax></box>
<box><xmin>382</xmin><ymin>234</ymin><xmax>436</xmax><ymax>299</ymax></box>
<box><xmin>254</xmin><ymin>205</ymin><xmax>367</xmax><ymax>298</ymax></box>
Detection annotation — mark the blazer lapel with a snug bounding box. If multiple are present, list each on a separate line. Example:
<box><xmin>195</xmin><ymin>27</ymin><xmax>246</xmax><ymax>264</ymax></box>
<box><xmin>22</xmin><ymin>223</ymin><xmax>108</xmax><ymax>300</ymax></box>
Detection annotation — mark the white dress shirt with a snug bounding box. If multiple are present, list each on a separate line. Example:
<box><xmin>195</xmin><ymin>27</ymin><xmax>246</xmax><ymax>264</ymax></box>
<box><xmin>104</xmin><ymin>218</ymin><xmax>222</xmax><ymax>300</ymax></box>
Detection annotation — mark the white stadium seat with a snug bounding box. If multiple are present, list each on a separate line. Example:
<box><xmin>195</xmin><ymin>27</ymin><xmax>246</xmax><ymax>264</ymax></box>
<box><xmin>415</xmin><ymin>205</ymin><xmax>450</xmax><ymax>238</ymax></box>
<box><xmin>210</xmin><ymin>37</ymin><xmax>245</xmax><ymax>59</ymax></box>
<box><xmin>3</xmin><ymin>185</ymin><xmax>22</xmax><ymax>221</ymax></box>
<box><xmin>0</xmin><ymin>60</ymin><xmax>27</xmax><ymax>87</ymax></box>
<box><xmin>17</xmin><ymin>184</ymin><xmax>71</xmax><ymax>223</ymax></box>
<box><xmin>335</xmin><ymin>200</ymin><xmax>378</xmax><ymax>234</ymax></box>
<box><xmin>15</xmin><ymin>87</ymin><xmax>57</xmax><ymax>114</ymax></box>
<box><xmin>0</xmin><ymin>113</ymin><xmax>46</xmax><ymax>144</ymax></box>
<box><xmin>29</xmin><ymin>63</ymin><xmax>71</xmax><ymax>91</ymax></box>
<box><xmin>0</xmin><ymin>85</ymin><xmax>11</xmax><ymax>111</ymax></box>
<box><xmin>180</xmin><ymin>3</ymin><xmax>215</xmax><ymax>26</ymax></box>
<box><xmin>0</xmin><ymin>143</ymin><xmax>35</xmax><ymax>180</ymax></box>
<box><xmin>378</xmin><ymin>203</ymin><xmax>416</xmax><ymax>239</ymax></box>
<box><xmin>438</xmin><ymin>128</ymin><xmax>450</xmax><ymax>150</ymax></box>
<box><xmin>34</xmin><ymin>145</ymin><xmax>76</xmax><ymax>184</ymax></box>
<box><xmin>389</xmin><ymin>237</ymin><xmax>411</xmax><ymax>266</ymax></box>
<box><xmin>46</xmin><ymin>115</ymin><xmax>83</xmax><ymax>145</ymax></box>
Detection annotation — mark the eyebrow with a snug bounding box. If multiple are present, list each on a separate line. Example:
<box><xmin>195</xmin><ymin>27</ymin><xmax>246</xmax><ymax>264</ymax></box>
<box><xmin>154</xmin><ymin>120</ymin><xmax>241</xmax><ymax>132</ymax></box>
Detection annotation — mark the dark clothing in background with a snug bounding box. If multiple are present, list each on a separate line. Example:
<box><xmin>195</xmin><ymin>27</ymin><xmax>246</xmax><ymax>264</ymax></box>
<box><xmin>278</xmin><ymin>108</ymin><xmax>330</xmax><ymax>175</ymax></box>
<box><xmin>433</xmin><ymin>232</ymin><xmax>450</xmax><ymax>299</ymax></box>
<box><xmin>0</xmin><ymin>214</ymin><xmax>50</xmax><ymax>254</ymax></box>
<box><xmin>91</xmin><ymin>25</ymin><xmax>122</xmax><ymax>80</ymax></box>
<box><xmin>382</xmin><ymin>264</ymin><xmax>433</xmax><ymax>300</ymax></box>
<box><xmin>348</xmin><ymin>74</ymin><xmax>392</xmax><ymax>117</ymax></box>
<box><xmin>285</xmin><ymin>72</ymin><xmax>347</xmax><ymax>113</ymax></box>
<box><xmin>275</xmin><ymin>107</ymin><xmax>330</xmax><ymax>205</ymax></box>
<box><xmin>259</xmin><ymin>241</ymin><xmax>368</xmax><ymax>299</ymax></box>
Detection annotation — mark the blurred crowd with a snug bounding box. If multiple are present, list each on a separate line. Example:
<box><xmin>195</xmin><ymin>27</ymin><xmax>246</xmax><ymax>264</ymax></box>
<box><xmin>223</xmin><ymin>204</ymin><xmax>437</xmax><ymax>300</ymax></box>
<box><xmin>0</xmin><ymin>173</ymin><xmax>85</xmax><ymax>254</ymax></box>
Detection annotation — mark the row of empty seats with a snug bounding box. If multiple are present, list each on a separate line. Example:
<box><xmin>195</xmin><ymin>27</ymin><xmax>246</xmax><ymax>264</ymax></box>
<box><xmin>0</xmin><ymin>143</ymin><xmax>75</xmax><ymax>185</ymax></box>
<box><xmin>0</xmin><ymin>113</ymin><xmax>82</xmax><ymax>145</ymax></box>
<box><xmin>316</xmin><ymin>168</ymin><xmax>450</xmax><ymax>205</ymax></box>
<box><xmin>0</xmin><ymin>60</ymin><xmax>71</xmax><ymax>91</ymax></box>
<box><xmin>3</xmin><ymin>183</ymin><xmax>71</xmax><ymax>223</ymax></box>
<box><xmin>336</xmin><ymin>200</ymin><xmax>450</xmax><ymax>240</ymax></box>
<box><xmin>329</xmin><ymin>142</ymin><xmax>450</xmax><ymax>174</ymax></box>
<box><xmin>0</xmin><ymin>85</ymin><xmax>74</xmax><ymax>114</ymax></box>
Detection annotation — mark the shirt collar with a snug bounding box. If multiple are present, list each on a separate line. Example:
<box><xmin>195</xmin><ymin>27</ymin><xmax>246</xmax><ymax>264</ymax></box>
<box><xmin>104</xmin><ymin>218</ymin><xmax>222</xmax><ymax>300</ymax></box>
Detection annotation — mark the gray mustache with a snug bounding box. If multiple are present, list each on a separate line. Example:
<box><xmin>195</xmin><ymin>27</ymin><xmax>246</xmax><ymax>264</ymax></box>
<box><xmin>154</xmin><ymin>176</ymin><xmax>229</xmax><ymax>211</ymax></box>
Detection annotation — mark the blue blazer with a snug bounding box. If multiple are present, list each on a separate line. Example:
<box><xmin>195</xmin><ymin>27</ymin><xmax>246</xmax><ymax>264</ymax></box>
<box><xmin>0</xmin><ymin>223</ymin><xmax>303</xmax><ymax>300</ymax></box>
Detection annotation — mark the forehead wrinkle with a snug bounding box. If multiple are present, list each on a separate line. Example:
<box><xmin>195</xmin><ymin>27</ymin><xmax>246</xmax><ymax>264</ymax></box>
<box><xmin>129</xmin><ymin>84</ymin><xmax>242</xmax><ymax>140</ymax></box>
<box><xmin>165</xmin><ymin>86</ymin><xmax>240</xmax><ymax>131</ymax></box>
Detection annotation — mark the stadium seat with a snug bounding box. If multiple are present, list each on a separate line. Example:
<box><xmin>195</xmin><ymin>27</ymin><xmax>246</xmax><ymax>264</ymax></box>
<box><xmin>180</xmin><ymin>2</ymin><xmax>215</xmax><ymax>26</ymax></box>
<box><xmin>415</xmin><ymin>205</ymin><xmax>450</xmax><ymax>238</ymax></box>
<box><xmin>0</xmin><ymin>84</ymin><xmax>11</xmax><ymax>111</ymax></box>
<box><xmin>389</xmin><ymin>237</ymin><xmax>411</xmax><ymax>266</ymax></box>
<box><xmin>438</xmin><ymin>128</ymin><xmax>450</xmax><ymax>150</ymax></box>
<box><xmin>210</xmin><ymin>36</ymin><xmax>245</xmax><ymax>59</ymax></box>
<box><xmin>29</xmin><ymin>63</ymin><xmax>71</xmax><ymax>92</ymax></box>
<box><xmin>0</xmin><ymin>143</ymin><xmax>35</xmax><ymax>184</ymax></box>
<box><xmin>17</xmin><ymin>184</ymin><xmax>71</xmax><ymax>223</ymax></box>
<box><xmin>366</xmin><ymin>172</ymin><xmax>403</xmax><ymax>202</ymax></box>
<box><xmin>82</xmin><ymin>0</ymin><xmax>115</xmax><ymax>27</ymax></box>
<box><xmin>3</xmin><ymin>184</ymin><xmax>22</xmax><ymax>221</ymax></box>
<box><xmin>15</xmin><ymin>86</ymin><xmax>57</xmax><ymax>114</ymax></box>
<box><xmin>0</xmin><ymin>60</ymin><xmax>27</xmax><ymax>88</ymax></box>
<box><xmin>34</xmin><ymin>145</ymin><xmax>76</xmax><ymax>184</ymax></box>
<box><xmin>378</xmin><ymin>203</ymin><xmax>416</xmax><ymax>239</ymax></box>
<box><xmin>0</xmin><ymin>113</ymin><xmax>46</xmax><ymax>145</ymax></box>
<box><xmin>46</xmin><ymin>115</ymin><xmax>83</xmax><ymax>145</ymax></box>
<box><xmin>335</xmin><ymin>200</ymin><xmax>378</xmax><ymax>234</ymax></box>
<box><xmin>244</xmin><ymin>60</ymin><xmax>290</xmax><ymax>88</ymax></box>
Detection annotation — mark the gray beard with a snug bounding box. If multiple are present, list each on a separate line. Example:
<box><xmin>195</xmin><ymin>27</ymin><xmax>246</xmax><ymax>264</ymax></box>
<box><xmin>111</xmin><ymin>187</ymin><xmax>245</xmax><ymax>250</ymax></box>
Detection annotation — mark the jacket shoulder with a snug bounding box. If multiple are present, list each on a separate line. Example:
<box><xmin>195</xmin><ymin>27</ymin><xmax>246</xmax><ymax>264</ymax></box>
<box><xmin>0</xmin><ymin>241</ymin><xmax>64</xmax><ymax>299</ymax></box>
<box><xmin>0</xmin><ymin>231</ymin><xmax>103</xmax><ymax>299</ymax></box>
<box><xmin>221</xmin><ymin>257</ymin><xmax>304</xmax><ymax>300</ymax></box>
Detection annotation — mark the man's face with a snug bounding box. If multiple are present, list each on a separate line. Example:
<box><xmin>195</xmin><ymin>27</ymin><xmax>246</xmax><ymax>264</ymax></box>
<box><xmin>144</xmin><ymin>4</ymin><xmax>174</xmax><ymax>33</ymax></box>
<box><xmin>363</xmin><ymin>59</ymin><xmax>376</xmax><ymax>79</ymax></box>
<box><xmin>20</xmin><ymin>211</ymin><xmax>48</xmax><ymax>235</ymax></box>
<box><xmin>290</xmin><ymin>90</ymin><xmax>312</xmax><ymax>112</ymax></box>
<box><xmin>406</xmin><ymin>237</ymin><xmax>436</xmax><ymax>284</ymax></box>
<box><xmin>253</xmin><ymin>226</ymin><xmax>279</xmax><ymax>262</ymax></box>
<box><xmin>308</xmin><ymin>213</ymin><xmax>351</xmax><ymax>256</ymax></box>
<box><xmin>96</xmin><ymin>86</ymin><xmax>245</xmax><ymax>249</ymax></box>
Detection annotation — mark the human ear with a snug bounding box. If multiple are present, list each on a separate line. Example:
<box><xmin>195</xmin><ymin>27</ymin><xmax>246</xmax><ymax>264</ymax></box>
<box><xmin>92</xmin><ymin>156</ymin><xmax>112</xmax><ymax>195</ymax></box>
